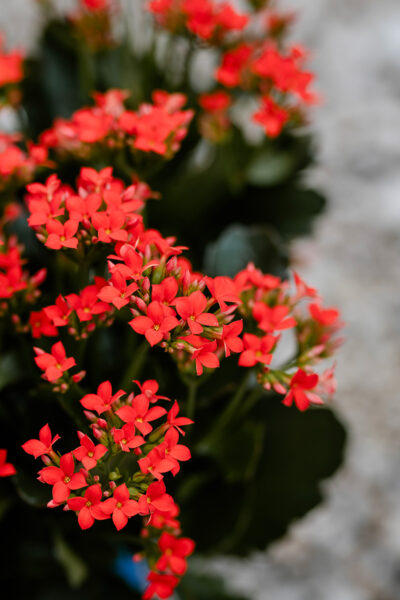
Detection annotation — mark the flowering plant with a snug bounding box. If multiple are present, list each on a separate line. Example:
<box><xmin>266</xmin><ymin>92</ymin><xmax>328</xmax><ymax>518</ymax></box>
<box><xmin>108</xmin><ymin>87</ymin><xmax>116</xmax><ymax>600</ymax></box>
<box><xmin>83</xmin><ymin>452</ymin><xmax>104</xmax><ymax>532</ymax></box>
<box><xmin>0</xmin><ymin>2</ymin><xmax>345</xmax><ymax>599</ymax></box>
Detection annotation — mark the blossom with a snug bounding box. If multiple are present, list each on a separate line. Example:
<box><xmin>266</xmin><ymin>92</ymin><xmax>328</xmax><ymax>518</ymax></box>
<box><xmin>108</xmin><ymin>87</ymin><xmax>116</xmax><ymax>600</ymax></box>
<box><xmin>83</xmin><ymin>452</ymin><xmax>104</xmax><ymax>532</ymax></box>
<box><xmin>166</xmin><ymin>400</ymin><xmax>193</xmax><ymax>435</ymax></box>
<box><xmin>116</xmin><ymin>395</ymin><xmax>166</xmax><ymax>436</ymax></box>
<box><xmin>102</xmin><ymin>484</ymin><xmax>140</xmax><ymax>530</ymax></box>
<box><xmin>143</xmin><ymin>572</ymin><xmax>179</xmax><ymax>600</ymax></box>
<box><xmin>39</xmin><ymin>453</ymin><xmax>87</xmax><ymax>504</ymax></box>
<box><xmin>73</xmin><ymin>433</ymin><xmax>108</xmax><ymax>469</ymax></box>
<box><xmin>0</xmin><ymin>449</ymin><xmax>16</xmax><ymax>477</ymax></box>
<box><xmin>174</xmin><ymin>290</ymin><xmax>218</xmax><ymax>334</ymax></box>
<box><xmin>137</xmin><ymin>480</ymin><xmax>174</xmax><ymax>515</ymax></box>
<box><xmin>80</xmin><ymin>381</ymin><xmax>125</xmax><ymax>415</ymax></box>
<box><xmin>252</xmin><ymin>303</ymin><xmax>296</xmax><ymax>333</ymax></box>
<box><xmin>22</xmin><ymin>424</ymin><xmax>60</xmax><ymax>459</ymax></box>
<box><xmin>282</xmin><ymin>368</ymin><xmax>323</xmax><ymax>411</ymax></box>
<box><xmin>67</xmin><ymin>484</ymin><xmax>109</xmax><ymax>529</ymax></box>
<box><xmin>221</xmin><ymin>320</ymin><xmax>243</xmax><ymax>357</ymax></box>
<box><xmin>34</xmin><ymin>341</ymin><xmax>76</xmax><ymax>382</ymax></box>
<box><xmin>309</xmin><ymin>303</ymin><xmax>340</xmax><ymax>327</ymax></box>
<box><xmin>238</xmin><ymin>333</ymin><xmax>277</xmax><ymax>367</ymax></box>
<box><xmin>252</xmin><ymin>97</ymin><xmax>289</xmax><ymax>138</ymax></box>
<box><xmin>156</xmin><ymin>532</ymin><xmax>195</xmax><ymax>575</ymax></box>
<box><xmin>129</xmin><ymin>301</ymin><xmax>179</xmax><ymax>346</ymax></box>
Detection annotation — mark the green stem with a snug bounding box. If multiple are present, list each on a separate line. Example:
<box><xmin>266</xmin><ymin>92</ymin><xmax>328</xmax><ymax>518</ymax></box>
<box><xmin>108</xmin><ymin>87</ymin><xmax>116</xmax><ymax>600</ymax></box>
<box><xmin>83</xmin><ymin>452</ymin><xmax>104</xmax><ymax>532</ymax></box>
<box><xmin>199</xmin><ymin>370</ymin><xmax>252</xmax><ymax>450</ymax></box>
<box><xmin>120</xmin><ymin>340</ymin><xmax>150</xmax><ymax>390</ymax></box>
<box><xmin>186</xmin><ymin>381</ymin><xmax>197</xmax><ymax>421</ymax></box>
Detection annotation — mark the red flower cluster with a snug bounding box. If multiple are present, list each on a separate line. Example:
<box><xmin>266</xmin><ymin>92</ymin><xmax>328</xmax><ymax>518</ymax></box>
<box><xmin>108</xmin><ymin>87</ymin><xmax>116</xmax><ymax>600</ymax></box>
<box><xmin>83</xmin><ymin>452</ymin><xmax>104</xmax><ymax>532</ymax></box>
<box><xmin>22</xmin><ymin>379</ymin><xmax>194</xmax><ymax>597</ymax></box>
<box><xmin>0</xmin><ymin>133</ymin><xmax>51</xmax><ymax>193</ymax></box>
<box><xmin>27</xmin><ymin>168</ymin><xmax>341</xmax><ymax>412</ymax></box>
<box><xmin>148</xmin><ymin>0</ymin><xmax>248</xmax><ymax>42</ymax></box>
<box><xmin>68</xmin><ymin>0</ymin><xmax>116</xmax><ymax>51</ymax></box>
<box><xmin>0</xmin><ymin>34</ymin><xmax>23</xmax><ymax>105</ymax></box>
<box><xmin>215</xmin><ymin>42</ymin><xmax>316</xmax><ymax>137</ymax></box>
<box><xmin>31</xmin><ymin>278</ymin><xmax>114</xmax><ymax>340</ymax></box>
<box><xmin>39</xmin><ymin>89</ymin><xmax>193</xmax><ymax>161</ymax></box>
<box><xmin>0</xmin><ymin>233</ymin><xmax>46</xmax><ymax>314</ymax></box>
<box><xmin>26</xmin><ymin>167</ymin><xmax>151</xmax><ymax>254</ymax></box>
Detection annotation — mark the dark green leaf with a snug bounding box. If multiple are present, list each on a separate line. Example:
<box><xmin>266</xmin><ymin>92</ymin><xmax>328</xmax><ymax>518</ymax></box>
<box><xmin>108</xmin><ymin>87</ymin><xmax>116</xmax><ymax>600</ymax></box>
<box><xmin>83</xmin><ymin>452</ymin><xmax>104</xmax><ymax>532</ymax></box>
<box><xmin>203</xmin><ymin>223</ymin><xmax>288</xmax><ymax>278</ymax></box>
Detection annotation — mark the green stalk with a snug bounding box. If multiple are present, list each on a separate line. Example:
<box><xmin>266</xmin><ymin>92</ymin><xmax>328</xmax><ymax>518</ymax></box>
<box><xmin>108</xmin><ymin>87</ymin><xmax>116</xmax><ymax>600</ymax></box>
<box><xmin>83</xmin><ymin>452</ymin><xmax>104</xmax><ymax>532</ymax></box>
<box><xmin>120</xmin><ymin>339</ymin><xmax>150</xmax><ymax>390</ymax></box>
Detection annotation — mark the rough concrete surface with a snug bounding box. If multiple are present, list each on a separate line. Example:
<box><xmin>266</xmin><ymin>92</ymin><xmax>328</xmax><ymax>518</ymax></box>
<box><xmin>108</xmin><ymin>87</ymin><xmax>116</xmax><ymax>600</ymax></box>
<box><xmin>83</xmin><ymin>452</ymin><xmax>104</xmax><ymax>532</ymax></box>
<box><xmin>1</xmin><ymin>1</ymin><xmax>400</xmax><ymax>598</ymax></box>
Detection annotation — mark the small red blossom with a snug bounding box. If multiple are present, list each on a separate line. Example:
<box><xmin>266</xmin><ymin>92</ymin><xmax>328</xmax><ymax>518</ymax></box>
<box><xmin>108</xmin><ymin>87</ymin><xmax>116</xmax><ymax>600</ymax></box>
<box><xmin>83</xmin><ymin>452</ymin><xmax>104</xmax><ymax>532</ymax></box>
<box><xmin>282</xmin><ymin>368</ymin><xmax>323</xmax><ymax>411</ymax></box>
<box><xmin>0</xmin><ymin>449</ymin><xmax>16</xmax><ymax>477</ymax></box>
<box><xmin>221</xmin><ymin>320</ymin><xmax>243</xmax><ymax>357</ymax></box>
<box><xmin>22</xmin><ymin>424</ymin><xmax>60</xmax><ymax>459</ymax></box>
<box><xmin>39</xmin><ymin>452</ymin><xmax>87</xmax><ymax>504</ymax></box>
<box><xmin>143</xmin><ymin>572</ymin><xmax>179</xmax><ymax>600</ymax></box>
<box><xmin>73</xmin><ymin>433</ymin><xmax>108</xmax><ymax>470</ymax></box>
<box><xmin>156</xmin><ymin>532</ymin><xmax>195</xmax><ymax>575</ymax></box>
<box><xmin>238</xmin><ymin>333</ymin><xmax>277</xmax><ymax>367</ymax></box>
<box><xmin>138</xmin><ymin>480</ymin><xmax>174</xmax><ymax>515</ymax></box>
<box><xmin>80</xmin><ymin>381</ymin><xmax>125</xmax><ymax>415</ymax></box>
<box><xmin>34</xmin><ymin>341</ymin><xmax>76</xmax><ymax>382</ymax></box>
<box><xmin>67</xmin><ymin>484</ymin><xmax>109</xmax><ymax>530</ymax></box>
<box><xmin>253</xmin><ymin>303</ymin><xmax>296</xmax><ymax>333</ymax></box>
<box><xmin>166</xmin><ymin>400</ymin><xmax>193</xmax><ymax>435</ymax></box>
<box><xmin>174</xmin><ymin>290</ymin><xmax>218</xmax><ymax>334</ymax></box>
<box><xmin>129</xmin><ymin>301</ymin><xmax>179</xmax><ymax>346</ymax></box>
<box><xmin>102</xmin><ymin>483</ymin><xmax>140</xmax><ymax>530</ymax></box>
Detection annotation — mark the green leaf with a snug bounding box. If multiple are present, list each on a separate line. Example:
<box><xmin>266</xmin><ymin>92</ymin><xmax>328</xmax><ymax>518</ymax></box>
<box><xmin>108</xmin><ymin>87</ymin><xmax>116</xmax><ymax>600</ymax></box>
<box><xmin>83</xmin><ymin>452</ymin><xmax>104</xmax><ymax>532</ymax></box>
<box><xmin>203</xmin><ymin>223</ymin><xmax>288</xmax><ymax>278</ymax></box>
<box><xmin>246</xmin><ymin>149</ymin><xmax>298</xmax><ymax>187</ymax></box>
<box><xmin>53</xmin><ymin>532</ymin><xmax>89</xmax><ymax>589</ymax></box>
<box><xmin>179</xmin><ymin>399</ymin><xmax>346</xmax><ymax>555</ymax></box>
<box><xmin>0</xmin><ymin>353</ymin><xmax>24</xmax><ymax>391</ymax></box>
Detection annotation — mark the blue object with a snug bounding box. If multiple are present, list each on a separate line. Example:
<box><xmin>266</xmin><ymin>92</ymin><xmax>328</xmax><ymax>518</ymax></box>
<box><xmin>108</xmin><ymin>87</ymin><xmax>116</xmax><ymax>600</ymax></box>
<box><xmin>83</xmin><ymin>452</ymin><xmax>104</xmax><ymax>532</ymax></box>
<box><xmin>114</xmin><ymin>549</ymin><xmax>149</xmax><ymax>592</ymax></box>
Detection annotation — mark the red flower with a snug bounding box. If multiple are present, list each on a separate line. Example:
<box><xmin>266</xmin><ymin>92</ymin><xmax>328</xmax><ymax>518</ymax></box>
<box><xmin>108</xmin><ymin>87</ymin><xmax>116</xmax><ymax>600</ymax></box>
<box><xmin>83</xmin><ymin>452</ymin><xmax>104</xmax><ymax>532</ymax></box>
<box><xmin>166</xmin><ymin>400</ymin><xmax>193</xmax><ymax>435</ymax></box>
<box><xmin>80</xmin><ymin>381</ymin><xmax>125</xmax><ymax>415</ymax></box>
<box><xmin>137</xmin><ymin>480</ymin><xmax>174</xmax><ymax>515</ymax></box>
<box><xmin>73</xmin><ymin>433</ymin><xmax>107</xmax><ymax>470</ymax></box>
<box><xmin>116</xmin><ymin>395</ymin><xmax>166</xmax><ymax>436</ymax></box>
<box><xmin>22</xmin><ymin>424</ymin><xmax>60</xmax><ymax>459</ymax></box>
<box><xmin>67</xmin><ymin>484</ymin><xmax>109</xmax><ymax>530</ymax></box>
<box><xmin>102</xmin><ymin>483</ymin><xmax>140</xmax><ymax>530</ymax></box>
<box><xmin>238</xmin><ymin>333</ymin><xmax>277</xmax><ymax>367</ymax></box>
<box><xmin>282</xmin><ymin>368</ymin><xmax>323</xmax><ymax>411</ymax></box>
<box><xmin>112</xmin><ymin>423</ymin><xmax>145</xmax><ymax>452</ymax></box>
<box><xmin>34</xmin><ymin>341</ymin><xmax>76</xmax><ymax>382</ymax></box>
<box><xmin>45</xmin><ymin>219</ymin><xmax>79</xmax><ymax>250</ymax></box>
<box><xmin>97</xmin><ymin>271</ymin><xmax>138</xmax><ymax>309</ymax></box>
<box><xmin>221</xmin><ymin>320</ymin><xmax>243</xmax><ymax>357</ymax></box>
<box><xmin>206</xmin><ymin>275</ymin><xmax>240</xmax><ymax>313</ymax></box>
<box><xmin>134</xmin><ymin>379</ymin><xmax>169</xmax><ymax>404</ymax></box>
<box><xmin>253</xmin><ymin>303</ymin><xmax>296</xmax><ymax>333</ymax></box>
<box><xmin>0</xmin><ymin>449</ymin><xmax>16</xmax><ymax>477</ymax></box>
<box><xmin>182</xmin><ymin>334</ymin><xmax>220</xmax><ymax>375</ymax></box>
<box><xmin>66</xmin><ymin>285</ymin><xmax>111</xmax><ymax>322</ymax></box>
<box><xmin>143</xmin><ymin>572</ymin><xmax>179</xmax><ymax>600</ymax></box>
<box><xmin>309</xmin><ymin>303</ymin><xmax>340</xmax><ymax>327</ymax></box>
<box><xmin>129</xmin><ymin>301</ymin><xmax>179</xmax><ymax>346</ymax></box>
<box><xmin>252</xmin><ymin>97</ymin><xmax>289</xmax><ymax>138</ymax></box>
<box><xmin>29</xmin><ymin>310</ymin><xmax>58</xmax><ymax>339</ymax></box>
<box><xmin>39</xmin><ymin>453</ymin><xmax>87</xmax><ymax>504</ymax></box>
<box><xmin>156</xmin><ymin>532</ymin><xmax>195</xmax><ymax>575</ymax></box>
<box><xmin>199</xmin><ymin>91</ymin><xmax>231</xmax><ymax>113</ymax></box>
<box><xmin>174</xmin><ymin>290</ymin><xmax>218</xmax><ymax>334</ymax></box>
<box><xmin>163</xmin><ymin>428</ymin><xmax>191</xmax><ymax>472</ymax></box>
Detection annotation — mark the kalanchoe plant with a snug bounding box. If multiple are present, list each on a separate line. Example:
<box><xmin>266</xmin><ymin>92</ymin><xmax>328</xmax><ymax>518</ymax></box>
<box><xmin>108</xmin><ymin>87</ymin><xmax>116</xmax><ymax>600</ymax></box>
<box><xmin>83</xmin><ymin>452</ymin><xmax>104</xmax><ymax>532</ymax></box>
<box><xmin>0</xmin><ymin>3</ymin><xmax>345</xmax><ymax>599</ymax></box>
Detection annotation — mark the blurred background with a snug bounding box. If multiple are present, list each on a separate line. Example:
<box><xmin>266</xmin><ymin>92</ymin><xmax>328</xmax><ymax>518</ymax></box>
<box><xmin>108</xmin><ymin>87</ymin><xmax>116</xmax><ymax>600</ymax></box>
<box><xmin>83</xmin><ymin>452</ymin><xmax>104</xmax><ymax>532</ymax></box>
<box><xmin>2</xmin><ymin>0</ymin><xmax>400</xmax><ymax>598</ymax></box>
